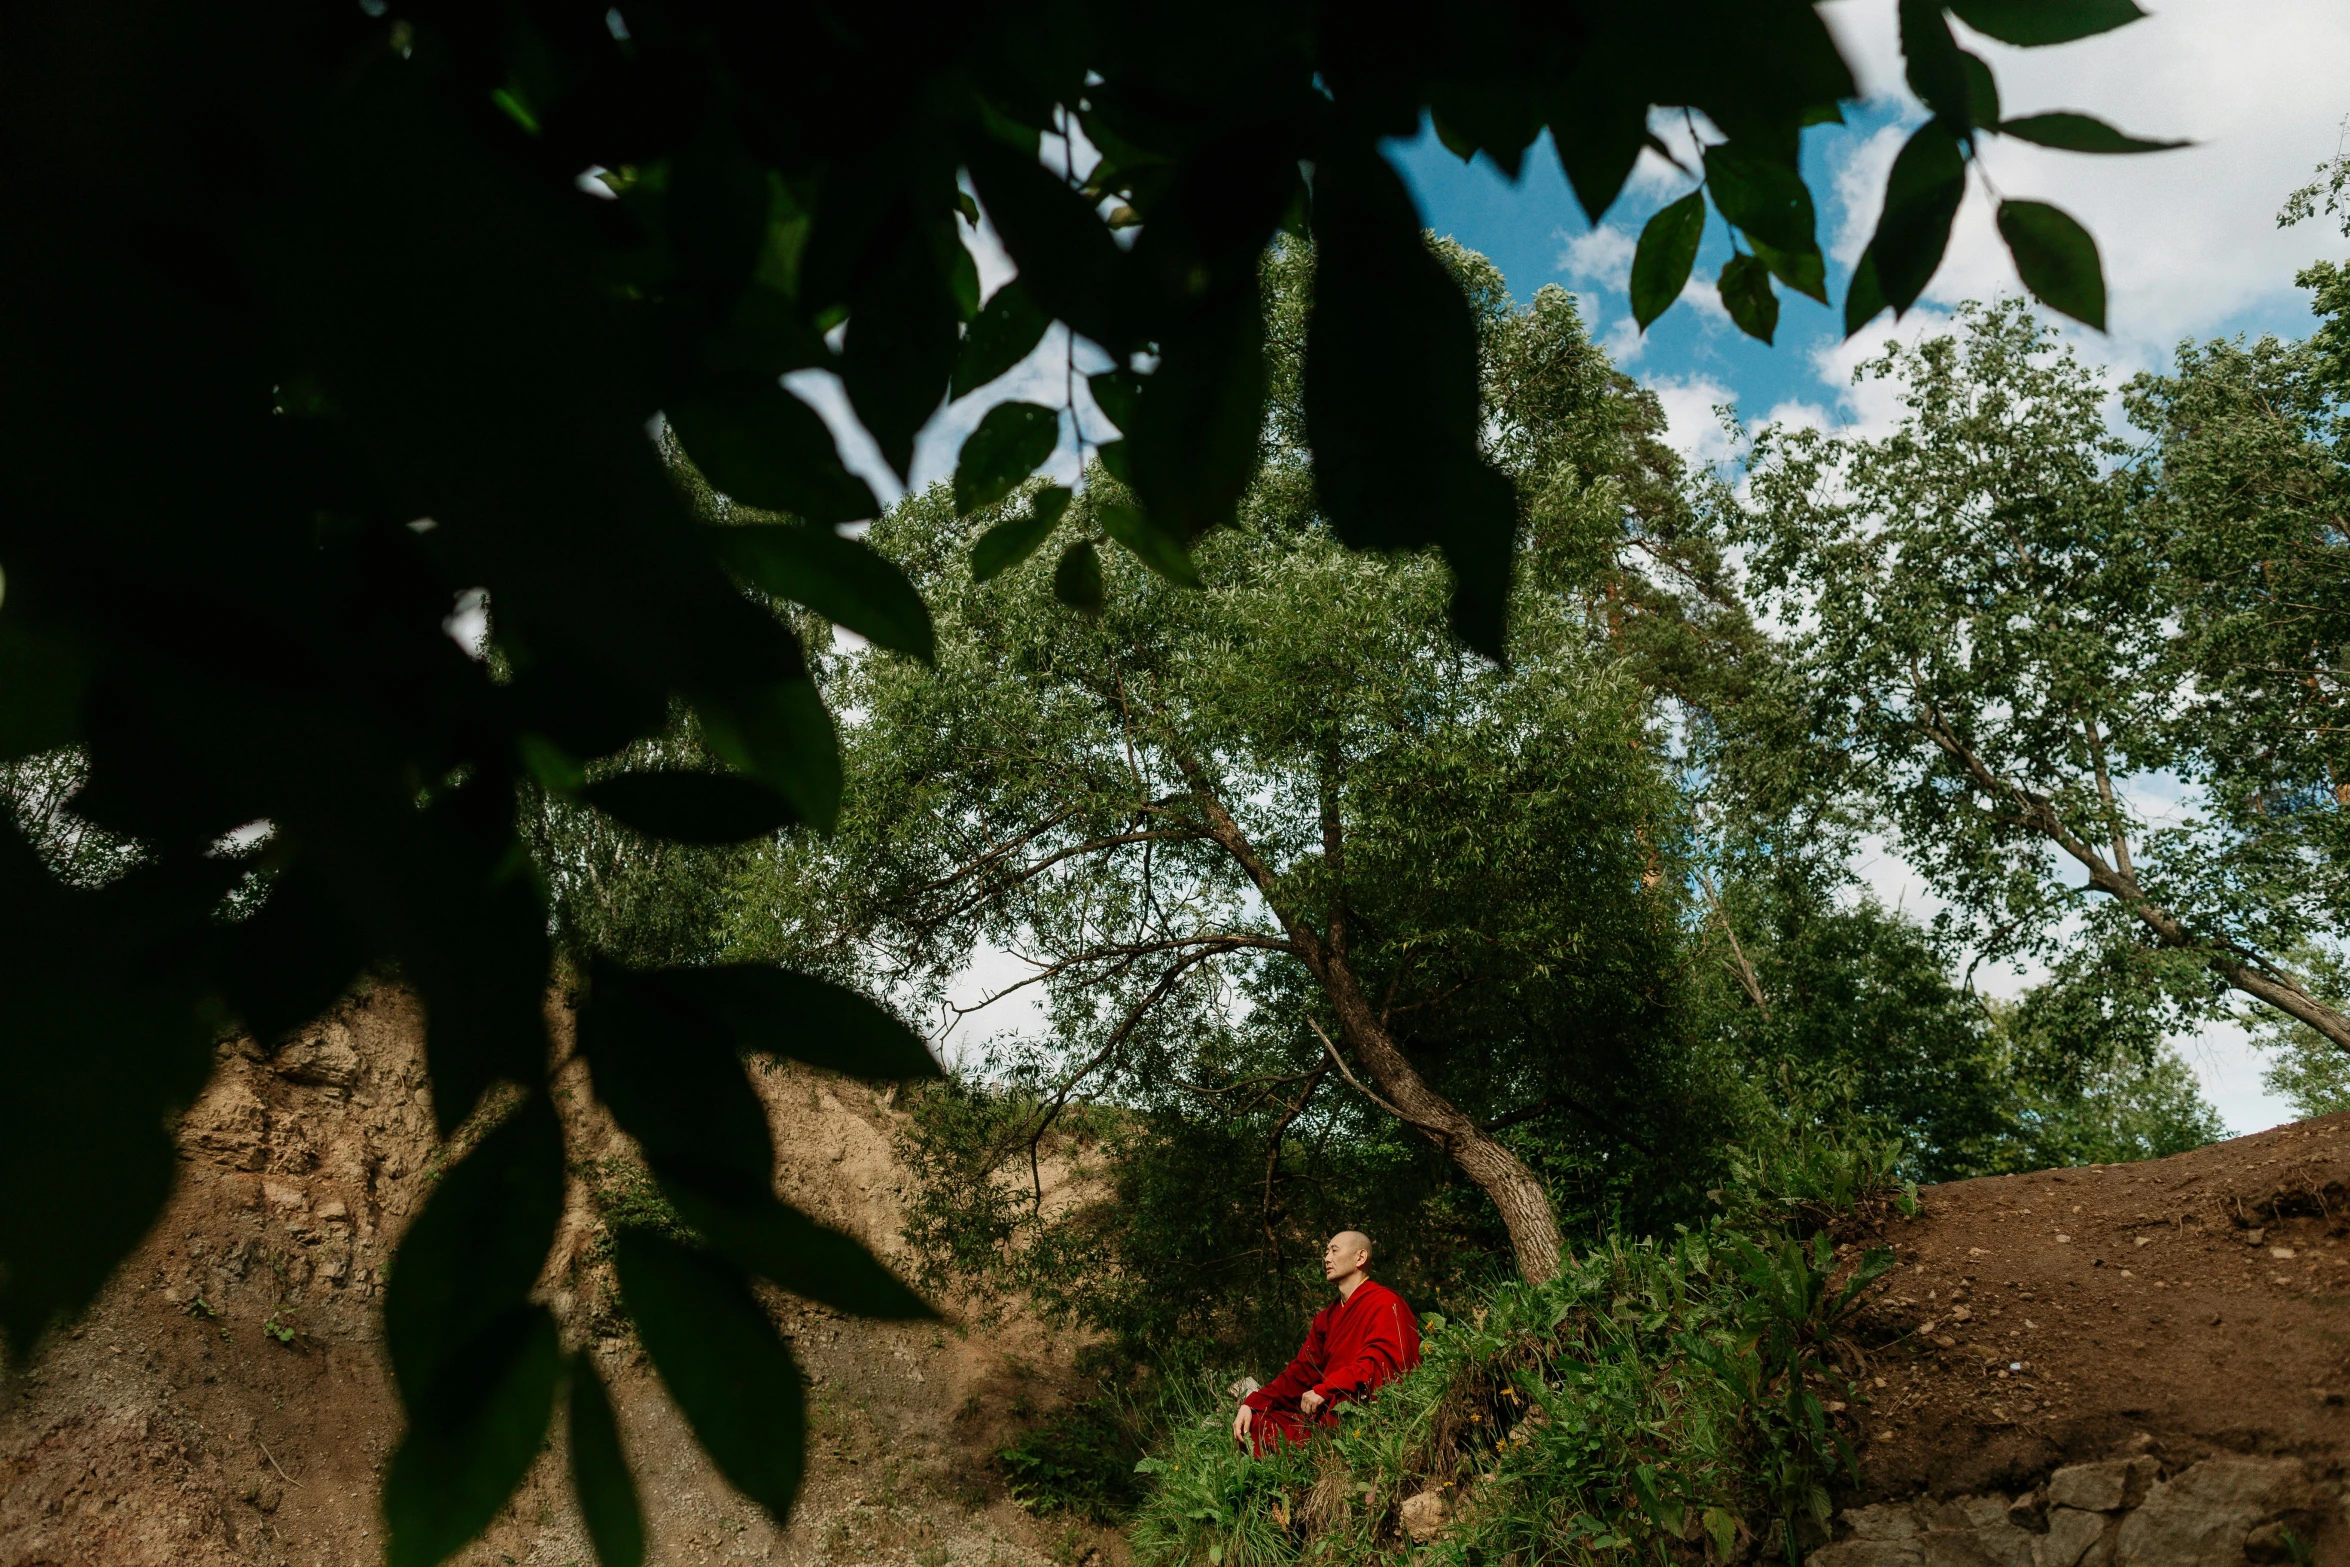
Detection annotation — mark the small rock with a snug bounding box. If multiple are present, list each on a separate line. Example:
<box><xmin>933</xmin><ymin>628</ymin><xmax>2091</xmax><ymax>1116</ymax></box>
<box><xmin>2032</xmin><ymin>1507</ymin><xmax>2105</xmax><ymax>1567</ymax></box>
<box><xmin>2268</xmin><ymin>1246</ymin><xmax>2296</xmax><ymax>1260</ymax></box>
<box><xmin>1846</xmin><ymin>1503</ymin><xmax>1924</xmax><ymax>1542</ymax></box>
<box><xmin>1399</xmin><ymin>1488</ymin><xmax>1450</xmax><ymax>1542</ymax></box>
<box><xmin>2046</xmin><ymin>1457</ymin><xmax>2156</xmax><ymax>1513</ymax></box>
<box><xmin>260</xmin><ymin>1179</ymin><xmax>306</xmax><ymax>1211</ymax></box>
<box><xmin>273</xmin><ymin>1033</ymin><xmax>363</xmax><ymax>1089</ymax></box>
<box><xmin>2243</xmin><ymin>1227</ymin><xmax>2266</xmax><ymax>1245</ymax></box>
<box><xmin>2005</xmin><ymin>1491</ymin><xmax>2047</xmax><ymax>1534</ymax></box>
<box><xmin>2113</xmin><ymin>1457</ymin><xmax>2314</xmax><ymax>1566</ymax></box>
<box><xmin>315</xmin><ymin>1199</ymin><xmax>349</xmax><ymax>1224</ymax></box>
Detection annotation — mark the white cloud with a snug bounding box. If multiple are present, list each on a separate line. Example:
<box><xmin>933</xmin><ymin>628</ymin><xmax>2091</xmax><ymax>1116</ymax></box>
<box><xmin>1827</xmin><ymin>121</ymin><xmax>1908</xmax><ymax>265</ymax></box>
<box><xmin>1643</xmin><ymin>372</ymin><xmax>1743</xmax><ymax>467</ymax></box>
<box><xmin>1555</xmin><ymin>222</ymin><xmax>1637</xmax><ymax>285</ymax></box>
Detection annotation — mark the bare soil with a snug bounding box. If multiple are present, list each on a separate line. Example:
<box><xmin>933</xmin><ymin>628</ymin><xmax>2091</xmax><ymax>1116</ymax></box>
<box><xmin>0</xmin><ymin>984</ymin><xmax>1116</xmax><ymax>1567</ymax></box>
<box><xmin>1838</xmin><ymin>1111</ymin><xmax>2350</xmax><ymax>1549</ymax></box>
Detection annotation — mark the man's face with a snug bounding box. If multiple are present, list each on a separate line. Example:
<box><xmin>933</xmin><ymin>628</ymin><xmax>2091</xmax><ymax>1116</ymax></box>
<box><xmin>1323</xmin><ymin>1235</ymin><xmax>1366</xmax><ymax>1280</ymax></box>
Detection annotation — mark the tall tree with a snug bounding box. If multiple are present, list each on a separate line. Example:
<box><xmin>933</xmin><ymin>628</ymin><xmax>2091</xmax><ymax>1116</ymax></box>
<box><xmin>1737</xmin><ymin>300</ymin><xmax>2350</xmax><ymax>1054</ymax></box>
<box><xmin>749</xmin><ymin>256</ymin><xmax>1702</xmax><ymax>1285</ymax></box>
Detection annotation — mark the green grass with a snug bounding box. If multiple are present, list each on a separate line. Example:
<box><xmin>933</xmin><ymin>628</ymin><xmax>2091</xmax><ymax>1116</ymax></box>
<box><xmin>1128</xmin><ymin>1124</ymin><xmax>1912</xmax><ymax>1566</ymax></box>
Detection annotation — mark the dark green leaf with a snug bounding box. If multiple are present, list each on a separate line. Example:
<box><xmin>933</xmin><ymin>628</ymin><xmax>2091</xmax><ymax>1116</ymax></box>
<box><xmin>1998</xmin><ymin>113</ymin><xmax>2189</xmax><ymax>155</ymax></box>
<box><xmin>384</xmin><ymin>1307</ymin><xmax>562</xmax><ymax>1567</ymax></box>
<box><xmin>384</xmin><ymin>1095</ymin><xmax>565</xmax><ymax>1410</ymax></box>
<box><xmin>1630</xmin><ymin>192</ymin><xmax>1707</xmax><ymax>330</ymax></box>
<box><xmin>1703</xmin><ymin>145</ymin><xmax>1819</xmax><ymax>258</ymax></box>
<box><xmin>1948</xmin><ymin>0</ymin><xmax>2145</xmax><ymax>46</ymax></box>
<box><xmin>645</xmin><ymin>963</ymin><xmax>940</xmax><ymax>1081</ymax></box>
<box><xmin>1868</xmin><ymin>120</ymin><xmax>1967</xmax><ymax>315</ymax></box>
<box><xmin>666</xmin><ymin>383</ymin><xmax>879</xmax><ymax>527</ymax></box>
<box><xmin>1053</xmin><ymin>539</ymin><xmax>1104</xmax><ymax>615</ymax></box>
<box><xmin>709</xmin><ymin>522</ymin><xmax>935</xmax><ymax>663</ymax></box>
<box><xmin>1548</xmin><ymin>85</ymin><xmax>1648</xmax><ymax>223</ymax></box>
<box><xmin>1126</xmin><ymin>290</ymin><xmax>1265</xmax><ymax>539</ymax></box>
<box><xmin>1087</xmin><ymin>368</ymin><xmax>1141</xmax><ymax>433</ymax></box>
<box><xmin>1099</xmin><ymin>503</ymin><xmax>1202</xmax><ymax>588</ymax></box>
<box><xmin>1305</xmin><ymin>135</ymin><xmax>1515</xmax><ymax>660</ymax></box>
<box><xmin>1962</xmin><ymin>52</ymin><xmax>2001</xmax><ymax>131</ymax></box>
<box><xmin>963</xmin><ymin>141</ymin><xmax>1124</xmax><ymax>351</ymax></box>
<box><xmin>954</xmin><ymin>401</ymin><xmax>1061</xmax><ymax>514</ymax></box>
<box><xmin>1748</xmin><ymin>236</ymin><xmax>1826</xmax><ymax>304</ymax></box>
<box><xmin>971</xmin><ymin>486</ymin><xmax>1072</xmax><ymax>582</ymax></box>
<box><xmin>660</xmin><ymin>1180</ymin><xmax>934</xmax><ymax>1319</ymax></box>
<box><xmin>568</xmin><ymin>1353</ymin><xmax>646</xmax><ymax>1567</ymax></box>
<box><xmin>693</xmin><ymin>680</ymin><xmax>840</xmax><ymax>833</ymax></box>
<box><xmin>1095</xmin><ymin>438</ymin><xmax>1134</xmax><ymax>486</ymax></box>
<box><xmin>0</xmin><ymin>837</ymin><xmax>213</xmax><ymax>1360</ymax></box>
<box><xmin>580</xmin><ymin>963</ymin><xmax>776</xmax><ymax>1191</ymax></box>
<box><xmin>1996</xmin><ymin>199</ymin><xmax>2106</xmax><ymax>329</ymax></box>
<box><xmin>1844</xmin><ymin>247</ymin><xmax>1889</xmax><ymax>335</ymax></box>
<box><xmin>952</xmin><ymin>282</ymin><xmax>1051</xmax><ymax>399</ymax></box>
<box><xmin>944</xmin><ymin>239</ymin><xmax>981</xmax><ymax>323</ymax></box>
<box><xmin>1899</xmin><ymin>0</ymin><xmax>1973</xmax><ymax>129</ymax></box>
<box><xmin>841</xmin><ymin>240</ymin><xmax>960</xmax><ymax>481</ymax></box>
<box><xmin>1718</xmin><ymin>254</ymin><xmax>1780</xmax><ymax>345</ymax></box>
<box><xmin>389</xmin><ymin>795</ymin><xmax>553</xmax><ymax>1138</ymax></box>
<box><xmin>0</xmin><ymin>618</ymin><xmax>89</xmax><ymax>759</ymax></box>
<box><xmin>223</xmin><ymin>858</ymin><xmax>373</xmax><ymax>1046</ymax></box>
<box><xmin>580</xmin><ymin>771</ymin><xmax>797</xmax><ymax>844</ymax></box>
<box><xmin>617</xmin><ymin>1232</ymin><xmax>807</xmax><ymax>1522</ymax></box>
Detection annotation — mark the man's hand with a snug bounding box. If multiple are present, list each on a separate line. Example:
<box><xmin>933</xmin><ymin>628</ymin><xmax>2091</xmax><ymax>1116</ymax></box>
<box><xmin>1231</xmin><ymin>1403</ymin><xmax>1253</xmax><ymax>1446</ymax></box>
<box><xmin>1299</xmin><ymin>1388</ymin><xmax>1326</xmax><ymax>1416</ymax></box>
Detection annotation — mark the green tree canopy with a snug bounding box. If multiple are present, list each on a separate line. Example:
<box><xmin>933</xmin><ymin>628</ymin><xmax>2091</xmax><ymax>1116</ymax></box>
<box><xmin>1735</xmin><ymin>300</ymin><xmax>2350</xmax><ymax>1058</ymax></box>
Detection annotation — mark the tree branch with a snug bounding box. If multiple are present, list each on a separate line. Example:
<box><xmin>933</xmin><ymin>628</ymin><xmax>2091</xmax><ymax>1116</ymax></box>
<box><xmin>1258</xmin><ymin>1063</ymin><xmax>1329</xmax><ymax>1269</ymax></box>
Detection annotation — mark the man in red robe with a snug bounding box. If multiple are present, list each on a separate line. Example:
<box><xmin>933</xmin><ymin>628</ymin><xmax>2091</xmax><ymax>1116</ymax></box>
<box><xmin>1231</xmin><ymin>1230</ymin><xmax>1421</xmax><ymax>1454</ymax></box>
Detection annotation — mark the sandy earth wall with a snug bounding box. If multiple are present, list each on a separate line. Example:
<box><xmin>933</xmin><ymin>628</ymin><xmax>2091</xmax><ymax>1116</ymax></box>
<box><xmin>0</xmin><ymin>984</ymin><xmax>1112</xmax><ymax>1567</ymax></box>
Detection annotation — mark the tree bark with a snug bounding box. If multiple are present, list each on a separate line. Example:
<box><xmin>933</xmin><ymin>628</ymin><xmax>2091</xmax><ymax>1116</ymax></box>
<box><xmin>1174</xmin><ymin>752</ymin><xmax>1568</xmax><ymax>1284</ymax></box>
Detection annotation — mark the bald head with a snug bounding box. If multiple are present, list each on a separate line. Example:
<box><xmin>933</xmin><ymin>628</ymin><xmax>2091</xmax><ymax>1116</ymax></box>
<box><xmin>1323</xmin><ymin>1230</ymin><xmax>1373</xmax><ymax>1295</ymax></box>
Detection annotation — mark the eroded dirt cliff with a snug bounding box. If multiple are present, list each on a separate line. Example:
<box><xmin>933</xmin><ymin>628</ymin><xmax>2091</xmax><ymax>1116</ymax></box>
<box><xmin>0</xmin><ymin>984</ymin><xmax>1111</xmax><ymax>1567</ymax></box>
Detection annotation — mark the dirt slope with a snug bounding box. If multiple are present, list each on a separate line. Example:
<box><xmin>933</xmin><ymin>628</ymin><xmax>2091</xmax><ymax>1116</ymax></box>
<box><xmin>0</xmin><ymin>984</ymin><xmax>1112</xmax><ymax>1567</ymax></box>
<box><xmin>1824</xmin><ymin>1113</ymin><xmax>2350</xmax><ymax>1560</ymax></box>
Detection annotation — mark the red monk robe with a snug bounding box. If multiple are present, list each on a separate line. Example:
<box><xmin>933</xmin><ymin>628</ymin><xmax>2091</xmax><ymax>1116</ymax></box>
<box><xmin>1242</xmin><ymin>1278</ymin><xmax>1421</xmax><ymax>1452</ymax></box>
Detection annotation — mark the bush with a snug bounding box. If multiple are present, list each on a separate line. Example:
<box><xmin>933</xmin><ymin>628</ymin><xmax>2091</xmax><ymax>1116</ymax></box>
<box><xmin>1128</xmin><ymin>1117</ymin><xmax>1910</xmax><ymax>1566</ymax></box>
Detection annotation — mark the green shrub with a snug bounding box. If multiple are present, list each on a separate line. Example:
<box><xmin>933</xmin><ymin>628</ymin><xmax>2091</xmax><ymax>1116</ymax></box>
<box><xmin>1129</xmin><ymin>1117</ymin><xmax>1909</xmax><ymax>1566</ymax></box>
<box><xmin>999</xmin><ymin>1394</ymin><xmax>1153</xmax><ymax>1523</ymax></box>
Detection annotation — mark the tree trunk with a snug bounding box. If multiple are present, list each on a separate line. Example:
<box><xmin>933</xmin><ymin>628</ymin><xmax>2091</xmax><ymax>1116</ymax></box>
<box><xmin>1320</xmin><ymin>955</ymin><xmax>1567</xmax><ymax>1283</ymax></box>
<box><xmin>1176</xmin><ymin>754</ymin><xmax>1568</xmax><ymax>1284</ymax></box>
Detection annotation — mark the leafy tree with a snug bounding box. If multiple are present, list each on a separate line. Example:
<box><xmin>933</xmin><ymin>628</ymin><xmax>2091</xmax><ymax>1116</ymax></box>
<box><xmin>2119</xmin><ymin>256</ymin><xmax>2350</xmax><ymax>934</ymax></box>
<box><xmin>0</xmin><ymin>2</ymin><xmax>2166</xmax><ymax>1560</ymax></box>
<box><xmin>1736</xmin><ymin>300</ymin><xmax>2350</xmax><ymax>1058</ymax></box>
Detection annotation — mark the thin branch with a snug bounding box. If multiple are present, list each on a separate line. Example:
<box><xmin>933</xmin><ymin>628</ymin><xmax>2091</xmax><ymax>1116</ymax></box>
<box><xmin>2082</xmin><ymin>711</ymin><xmax>2134</xmax><ymax>880</ymax></box>
<box><xmin>1694</xmin><ymin>868</ymin><xmax>1769</xmax><ymax>1019</ymax></box>
<box><xmin>1258</xmin><ymin>1063</ymin><xmax>1330</xmax><ymax>1268</ymax></box>
<box><xmin>1013</xmin><ymin>947</ymin><xmax>1226</xmax><ymax>1212</ymax></box>
<box><xmin>1306</xmin><ymin>1016</ymin><xmax>1448</xmax><ymax>1138</ymax></box>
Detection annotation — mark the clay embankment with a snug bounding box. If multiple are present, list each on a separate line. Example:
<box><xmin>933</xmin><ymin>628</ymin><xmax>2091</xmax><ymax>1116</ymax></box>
<box><xmin>1811</xmin><ymin>1114</ymin><xmax>2350</xmax><ymax>1565</ymax></box>
<box><xmin>0</xmin><ymin>985</ymin><xmax>1112</xmax><ymax>1567</ymax></box>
